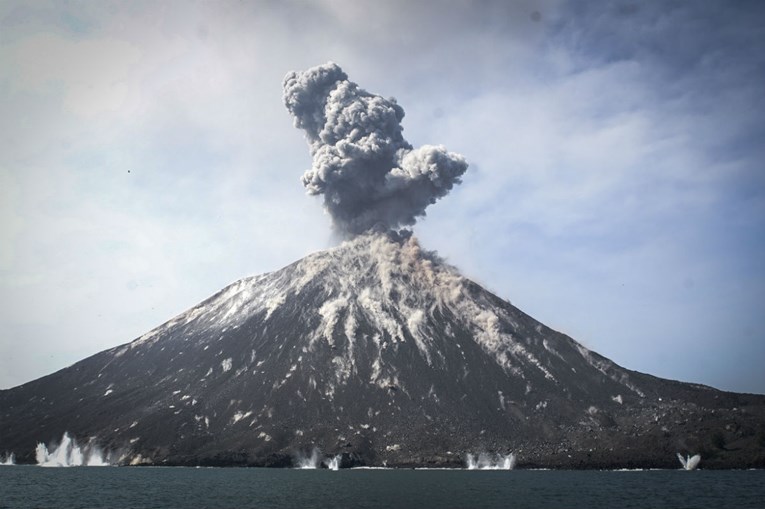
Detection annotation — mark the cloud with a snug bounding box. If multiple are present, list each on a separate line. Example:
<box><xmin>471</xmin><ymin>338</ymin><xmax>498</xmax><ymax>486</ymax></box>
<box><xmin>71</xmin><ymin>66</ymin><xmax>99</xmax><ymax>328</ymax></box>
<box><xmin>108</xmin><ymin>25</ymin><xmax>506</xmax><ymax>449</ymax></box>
<box><xmin>413</xmin><ymin>1</ymin><xmax>765</xmax><ymax>392</ymax></box>
<box><xmin>8</xmin><ymin>33</ymin><xmax>141</xmax><ymax>117</ymax></box>
<box><xmin>0</xmin><ymin>0</ymin><xmax>763</xmax><ymax>394</ymax></box>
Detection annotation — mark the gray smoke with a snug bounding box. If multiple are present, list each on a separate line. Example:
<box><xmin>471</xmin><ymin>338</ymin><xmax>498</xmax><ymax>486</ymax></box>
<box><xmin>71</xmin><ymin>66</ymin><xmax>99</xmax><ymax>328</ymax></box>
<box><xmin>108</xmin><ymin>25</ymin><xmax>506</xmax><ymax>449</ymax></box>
<box><xmin>283</xmin><ymin>62</ymin><xmax>468</xmax><ymax>236</ymax></box>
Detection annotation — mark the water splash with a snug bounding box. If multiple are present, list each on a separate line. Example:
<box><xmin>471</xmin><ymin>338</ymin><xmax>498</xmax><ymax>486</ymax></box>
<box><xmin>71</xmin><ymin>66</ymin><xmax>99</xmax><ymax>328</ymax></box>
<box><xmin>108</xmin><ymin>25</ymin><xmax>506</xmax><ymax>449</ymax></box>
<box><xmin>326</xmin><ymin>454</ymin><xmax>342</xmax><ymax>471</ymax></box>
<box><xmin>466</xmin><ymin>452</ymin><xmax>517</xmax><ymax>470</ymax></box>
<box><xmin>0</xmin><ymin>452</ymin><xmax>15</xmax><ymax>465</ymax></box>
<box><xmin>35</xmin><ymin>432</ymin><xmax>111</xmax><ymax>467</ymax></box>
<box><xmin>295</xmin><ymin>448</ymin><xmax>322</xmax><ymax>469</ymax></box>
<box><xmin>676</xmin><ymin>453</ymin><xmax>701</xmax><ymax>470</ymax></box>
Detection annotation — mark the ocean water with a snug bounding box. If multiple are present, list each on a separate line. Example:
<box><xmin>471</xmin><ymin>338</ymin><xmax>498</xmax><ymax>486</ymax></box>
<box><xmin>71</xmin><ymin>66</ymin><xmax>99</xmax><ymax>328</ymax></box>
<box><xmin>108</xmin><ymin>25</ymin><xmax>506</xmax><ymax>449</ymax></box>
<box><xmin>1</xmin><ymin>466</ymin><xmax>763</xmax><ymax>509</ymax></box>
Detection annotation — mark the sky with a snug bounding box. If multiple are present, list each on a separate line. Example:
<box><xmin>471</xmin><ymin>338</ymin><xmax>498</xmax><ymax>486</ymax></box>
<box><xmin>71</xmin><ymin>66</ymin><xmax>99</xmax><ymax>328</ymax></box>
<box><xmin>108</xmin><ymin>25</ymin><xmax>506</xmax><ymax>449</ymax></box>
<box><xmin>1</xmin><ymin>0</ymin><xmax>764</xmax><ymax>394</ymax></box>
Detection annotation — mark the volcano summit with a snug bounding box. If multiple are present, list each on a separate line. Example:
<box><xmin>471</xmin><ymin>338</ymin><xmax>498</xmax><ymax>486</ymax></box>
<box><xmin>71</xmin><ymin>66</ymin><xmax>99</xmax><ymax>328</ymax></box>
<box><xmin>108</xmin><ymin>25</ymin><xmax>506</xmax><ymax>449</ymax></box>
<box><xmin>2</xmin><ymin>232</ymin><xmax>764</xmax><ymax>468</ymax></box>
<box><xmin>1</xmin><ymin>63</ymin><xmax>764</xmax><ymax>468</ymax></box>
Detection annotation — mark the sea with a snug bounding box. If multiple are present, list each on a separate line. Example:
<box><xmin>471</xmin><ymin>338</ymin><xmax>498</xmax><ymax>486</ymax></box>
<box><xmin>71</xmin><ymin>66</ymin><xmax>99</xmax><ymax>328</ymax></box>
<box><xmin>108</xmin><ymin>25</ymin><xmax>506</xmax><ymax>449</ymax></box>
<box><xmin>1</xmin><ymin>466</ymin><xmax>764</xmax><ymax>509</ymax></box>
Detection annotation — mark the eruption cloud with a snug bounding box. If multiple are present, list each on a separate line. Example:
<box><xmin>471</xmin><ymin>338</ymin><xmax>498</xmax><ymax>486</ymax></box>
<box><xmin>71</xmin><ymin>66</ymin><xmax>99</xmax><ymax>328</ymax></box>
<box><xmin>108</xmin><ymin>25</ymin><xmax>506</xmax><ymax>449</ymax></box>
<box><xmin>283</xmin><ymin>62</ymin><xmax>468</xmax><ymax>236</ymax></box>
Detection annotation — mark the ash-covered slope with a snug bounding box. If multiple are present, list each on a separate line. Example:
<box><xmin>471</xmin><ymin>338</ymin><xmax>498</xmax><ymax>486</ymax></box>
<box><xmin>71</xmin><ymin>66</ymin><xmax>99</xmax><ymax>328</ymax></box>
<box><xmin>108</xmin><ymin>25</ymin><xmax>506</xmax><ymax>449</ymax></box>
<box><xmin>2</xmin><ymin>233</ymin><xmax>764</xmax><ymax>468</ymax></box>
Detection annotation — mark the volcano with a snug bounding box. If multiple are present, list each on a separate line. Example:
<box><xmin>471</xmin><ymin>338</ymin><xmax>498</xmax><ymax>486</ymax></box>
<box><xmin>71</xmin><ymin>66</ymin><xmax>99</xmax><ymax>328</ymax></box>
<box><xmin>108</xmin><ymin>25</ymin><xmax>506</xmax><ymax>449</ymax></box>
<box><xmin>1</xmin><ymin>232</ymin><xmax>764</xmax><ymax>468</ymax></box>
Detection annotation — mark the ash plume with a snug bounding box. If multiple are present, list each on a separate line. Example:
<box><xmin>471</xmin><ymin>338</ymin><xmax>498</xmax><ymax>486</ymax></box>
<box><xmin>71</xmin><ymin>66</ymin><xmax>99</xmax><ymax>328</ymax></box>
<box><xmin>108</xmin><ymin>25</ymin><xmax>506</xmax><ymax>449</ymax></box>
<box><xmin>283</xmin><ymin>62</ymin><xmax>468</xmax><ymax>236</ymax></box>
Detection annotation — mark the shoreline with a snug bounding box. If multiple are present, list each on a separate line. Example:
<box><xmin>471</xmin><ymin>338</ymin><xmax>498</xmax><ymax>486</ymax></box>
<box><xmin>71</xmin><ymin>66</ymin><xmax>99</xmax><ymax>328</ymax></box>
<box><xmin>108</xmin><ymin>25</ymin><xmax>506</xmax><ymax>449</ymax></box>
<box><xmin>3</xmin><ymin>461</ymin><xmax>763</xmax><ymax>471</ymax></box>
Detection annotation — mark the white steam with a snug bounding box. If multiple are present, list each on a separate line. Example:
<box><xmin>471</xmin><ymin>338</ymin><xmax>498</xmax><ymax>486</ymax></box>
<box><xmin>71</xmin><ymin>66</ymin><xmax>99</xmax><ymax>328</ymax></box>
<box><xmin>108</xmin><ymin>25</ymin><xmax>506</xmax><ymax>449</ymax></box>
<box><xmin>283</xmin><ymin>62</ymin><xmax>468</xmax><ymax>236</ymax></box>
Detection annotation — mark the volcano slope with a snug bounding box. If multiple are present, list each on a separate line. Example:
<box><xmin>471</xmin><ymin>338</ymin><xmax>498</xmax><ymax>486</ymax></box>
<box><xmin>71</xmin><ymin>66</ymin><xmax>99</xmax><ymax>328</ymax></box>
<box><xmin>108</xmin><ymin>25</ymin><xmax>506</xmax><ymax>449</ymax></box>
<box><xmin>2</xmin><ymin>232</ymin><xmax>764</xmax><ymax>468</ymax></box>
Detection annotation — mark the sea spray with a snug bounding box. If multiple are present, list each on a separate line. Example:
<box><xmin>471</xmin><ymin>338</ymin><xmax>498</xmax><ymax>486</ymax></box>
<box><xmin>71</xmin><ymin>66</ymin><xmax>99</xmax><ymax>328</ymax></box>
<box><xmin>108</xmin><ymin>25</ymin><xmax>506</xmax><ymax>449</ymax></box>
<box><xmin>0</xmin><ymin>452</ymin><xmax>15</xmax><ymax>465</ymax></box>
<box><xmin>296</xmin><ymin>448</ymin><xmax>322</xmax><ymax>469</ymax></box>
<box><xmin>502</xmin><ymin>453</ymin><xmax>517</xmax><ymax>470</ymax></box>
<box><xmin>677</xmin><ymin>453</ymin><xmax>701</xmax><ymax>471</ymax></box>
<box><xmin>36</xmin><ymin>432</ymin><xmax>111</xmax><ymax>467</ymax></box>
<box><xmin>326</xmin><ymin>454</ymin><xmax>342</xmax><ymax>471</ymax></box>
<box><xmin>466</xmin><ymin>452</ymin><xmax>517</xmax><ymax>470</ymax></box>
<box><xmin>85</xmin><ymin>447</ymin><xmax>111</xmax><ymax>466</ymax></box>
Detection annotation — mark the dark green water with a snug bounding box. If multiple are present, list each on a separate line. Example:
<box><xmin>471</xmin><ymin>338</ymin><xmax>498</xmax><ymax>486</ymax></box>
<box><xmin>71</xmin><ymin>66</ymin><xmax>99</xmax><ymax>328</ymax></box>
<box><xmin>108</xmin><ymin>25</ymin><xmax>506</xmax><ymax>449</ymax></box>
<box><xmin>1</xmin><ymin>466</ymin><xmax>764</xmax><ymax>509</ymax></box>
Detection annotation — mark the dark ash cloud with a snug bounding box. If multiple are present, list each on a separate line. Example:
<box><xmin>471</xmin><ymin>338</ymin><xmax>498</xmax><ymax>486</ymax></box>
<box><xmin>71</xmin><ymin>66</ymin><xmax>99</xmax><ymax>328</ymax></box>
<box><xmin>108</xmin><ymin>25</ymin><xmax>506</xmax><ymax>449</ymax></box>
<box><xmin>283</xmin><ymin>62</ymin><xmax>468</xmax><ymax>236</ymax></box>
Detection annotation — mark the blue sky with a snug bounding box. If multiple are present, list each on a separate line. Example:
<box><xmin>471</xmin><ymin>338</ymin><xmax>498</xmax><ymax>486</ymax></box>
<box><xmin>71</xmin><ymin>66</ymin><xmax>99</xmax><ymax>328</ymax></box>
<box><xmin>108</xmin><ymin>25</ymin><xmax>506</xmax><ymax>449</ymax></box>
<box><xmin>1</xmin><ymin>0</ymin><xmax>763</xmax><ymax>393</ymax></box>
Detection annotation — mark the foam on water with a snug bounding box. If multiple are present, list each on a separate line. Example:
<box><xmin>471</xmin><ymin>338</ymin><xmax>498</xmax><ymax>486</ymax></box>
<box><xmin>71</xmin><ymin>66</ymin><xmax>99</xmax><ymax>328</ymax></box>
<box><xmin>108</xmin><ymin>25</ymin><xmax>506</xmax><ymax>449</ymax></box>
<box><xmin>35</xmin><ymin>432</ymin><xmax>111</xmax><ymax>467</ymax></box>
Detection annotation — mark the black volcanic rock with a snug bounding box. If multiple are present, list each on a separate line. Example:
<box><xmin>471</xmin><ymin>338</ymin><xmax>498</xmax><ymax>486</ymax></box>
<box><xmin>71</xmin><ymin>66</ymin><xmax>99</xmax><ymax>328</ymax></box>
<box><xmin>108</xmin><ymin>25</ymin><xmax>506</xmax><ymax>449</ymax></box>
<box><xmin>2</xmin><ymin>232</ymin><xmax>764</xmax><ymax>468</ymax></box>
